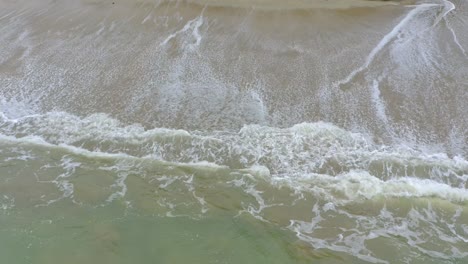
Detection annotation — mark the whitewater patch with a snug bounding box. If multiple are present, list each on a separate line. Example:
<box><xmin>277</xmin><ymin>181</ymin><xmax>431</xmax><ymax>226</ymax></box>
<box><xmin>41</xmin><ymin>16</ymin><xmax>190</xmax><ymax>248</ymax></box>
<box><xmin>0</xmin><ymin>110</ymin><xmax>466</xmax><ymax>205</ymax></box>
<box><xmin>271</xmin><ymin>171</ymin><xmax>468</xmax><ymax>204</ymax></box>
<box><xmin>0</xmin><ymin>111</ymin><xmax>466</xmax><ymax>264</ymax></box>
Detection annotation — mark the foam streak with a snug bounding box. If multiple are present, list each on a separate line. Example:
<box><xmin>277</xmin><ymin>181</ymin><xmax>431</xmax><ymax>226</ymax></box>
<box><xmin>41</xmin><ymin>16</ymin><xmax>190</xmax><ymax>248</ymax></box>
<box><xmin>335</xmin><ymin>4</ymin><xmax>436</xmax><ymax>88</ymax></box>
<box><xmin>159</xmin><ymin>7</ymin><xmax>206</xmax><ymax>49</ymax></box>
<box><xmin>445</xmin><ymin>18</ymin><xmax>467</xmax><ymax>57</ymax></box>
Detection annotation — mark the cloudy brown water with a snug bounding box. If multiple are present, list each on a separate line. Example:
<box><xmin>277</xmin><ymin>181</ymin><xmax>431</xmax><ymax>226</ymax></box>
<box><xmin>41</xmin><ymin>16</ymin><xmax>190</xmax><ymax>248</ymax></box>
<box><xmin>0</xmin><ymin>0</ymin><xmax>467</xmax><ymax>263</ymax></box>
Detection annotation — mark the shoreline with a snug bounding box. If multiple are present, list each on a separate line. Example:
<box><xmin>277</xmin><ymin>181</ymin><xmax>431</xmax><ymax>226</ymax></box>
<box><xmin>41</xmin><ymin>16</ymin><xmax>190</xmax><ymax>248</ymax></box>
<box><xmin>185</xmin><ymin>0</ymin><xmax>401</xmax><ymax>10</ymax></box>
<box><xmin>72</xmin><ymin>0</ymin><xmax>402</xmax><ymax>10</ymax></box>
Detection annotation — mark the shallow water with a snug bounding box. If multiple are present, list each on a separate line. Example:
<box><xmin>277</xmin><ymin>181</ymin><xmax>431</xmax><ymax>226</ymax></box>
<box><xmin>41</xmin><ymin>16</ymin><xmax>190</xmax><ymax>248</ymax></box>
<box><xmin>1</xmin><ymin>0</ymin><xmax>467</xmax><ymax>263</ymax></box>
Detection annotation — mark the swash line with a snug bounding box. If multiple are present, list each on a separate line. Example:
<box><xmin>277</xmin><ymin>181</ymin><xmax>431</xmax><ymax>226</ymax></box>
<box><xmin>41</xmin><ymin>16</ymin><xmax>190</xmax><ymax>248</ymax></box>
<box><xmin>334</xmin><ymin>3</ymin><xmax>436</xmax><ymax>88</ymax></box>
<box><xmin>159</xmin><ymin>6</ymin><xmax>206</xmax><ymax>48</ymax></box>
<box><xmin>446</xmin><ymin>19</ymin><xmax>467</xmax><ymax>56</ymax></box>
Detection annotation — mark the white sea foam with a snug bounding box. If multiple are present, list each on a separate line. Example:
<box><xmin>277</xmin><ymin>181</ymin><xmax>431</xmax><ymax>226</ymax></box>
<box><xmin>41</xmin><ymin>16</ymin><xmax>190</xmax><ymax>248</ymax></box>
<box><xmin>142</xmin><ymin>12</ymin><xmax>152</xmax><ymax>24</ymax></box>
<box><xmin>106</xmin><ymin>172</ymin><xmax>129</xmax><ymax>203</ymax></box>
<box><xmin>1</xmin><ymin>2</ymin><xmax>467</xmax><ymax>263</ymax></box>
<box><xmin>446</xmin><ymin>20</ymin><xmax>467</xmax><ymax>56</ymax></box>
<box><xmin>322</xmin><ymin>171</ymin><xmax>467</xmax><ymax>203</ymax></box>
<box><xmin>0</xmin><ymin>110</ymin><xmax>466</xmax><ymax>205</ymax></box>
<box><xmin>289</xmin><ymin>203</ymin><xmax>468</xmax><ymax>263</ymax></box>
<box><xmin>0</xmin><ymin>132</ymin><xmax>228</xmax><ymax>181</ymax></box>
<box><xmin>0</xmin><ymin>195</ymin><xmax>15</xmax><ymax>211</ymax></box>
<box><xmin>184</xmin><ymin>174</ymin><xmax>209</xmax><ymax>214</ymax></box>
<box><xmin>334</xmin><ymin>3</ymin><xmax>436</xmax><ymax>88</ymax></box>
<box><xmin>239</xmin><ymin>165</ymin><xmax>271</xmax><ymax>178</ymax></box>
<box><xmin>159</xmin><ymin>8</ymin><xmax>205</xmax><ymax>51</ymax></box>
<box><xmin>433</xmin><ymin>0</ymin><xmax>455</xmax><ymax>27</ymax></box>
<box><xmin>1</xmin><ymin>110</ymin><xmax>466</xmax><ymax>262</ymax></box>
<box><xmin>369</xmin><ymin>76</ymin><xmax>397</xmax><ymax>138</ymax></box>
<box><xmin>32</xmin><ymin>156</ymin><xmax>81</xmax><ymax>206</ymax></box>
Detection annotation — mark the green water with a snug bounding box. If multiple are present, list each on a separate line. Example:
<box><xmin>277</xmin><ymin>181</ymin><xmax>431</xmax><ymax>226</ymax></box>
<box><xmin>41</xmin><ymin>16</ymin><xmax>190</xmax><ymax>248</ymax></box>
<box><xmin>0</xmin><ymin>134</ymin><xmax>467</xmax><ymax>264</ymax></box>
<box><xmin>0</xmin><ymin>205</ymin><xmax>309</xmax><ymax>264</ymax></box>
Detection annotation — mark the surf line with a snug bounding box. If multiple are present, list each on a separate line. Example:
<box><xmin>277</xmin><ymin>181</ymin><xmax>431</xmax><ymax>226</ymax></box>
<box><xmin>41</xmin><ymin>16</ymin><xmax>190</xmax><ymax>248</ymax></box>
<box><xmin>333</xmin><ymin>3</ymin><xmax>438</xmax><ymax>89</ymax></box>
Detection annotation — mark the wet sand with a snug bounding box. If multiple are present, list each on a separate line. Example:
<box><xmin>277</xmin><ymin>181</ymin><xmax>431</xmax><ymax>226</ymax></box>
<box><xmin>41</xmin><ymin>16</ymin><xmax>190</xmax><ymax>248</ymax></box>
<box><xmin>1</xmin><ymin>0</ymin><xmax>467</xmax><ymax>153</ymax></box>
<box><xmin>0</xmin><ymin>0</ymin><xmax>467</xmax><ymax>263</ymax></box>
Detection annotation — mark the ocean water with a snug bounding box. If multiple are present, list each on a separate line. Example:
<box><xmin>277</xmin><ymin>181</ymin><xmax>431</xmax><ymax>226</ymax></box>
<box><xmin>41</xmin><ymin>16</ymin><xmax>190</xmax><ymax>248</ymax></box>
<box><xmin>0</xmin><ymin>0</ymin><xmax>467</xmax><ymax>263</ymax></box>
